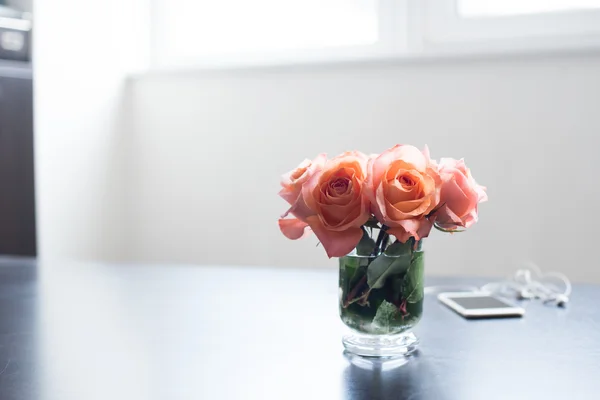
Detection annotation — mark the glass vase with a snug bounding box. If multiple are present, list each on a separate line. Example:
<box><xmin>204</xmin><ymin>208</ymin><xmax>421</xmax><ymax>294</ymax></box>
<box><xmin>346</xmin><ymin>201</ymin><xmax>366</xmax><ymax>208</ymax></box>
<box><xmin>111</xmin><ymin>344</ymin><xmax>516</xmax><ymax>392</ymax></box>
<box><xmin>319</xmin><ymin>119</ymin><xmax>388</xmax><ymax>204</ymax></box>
<box><xmin>338</xmin><ymin>239</ymin><xmax>424</xmax><ymax>357</ymax></box>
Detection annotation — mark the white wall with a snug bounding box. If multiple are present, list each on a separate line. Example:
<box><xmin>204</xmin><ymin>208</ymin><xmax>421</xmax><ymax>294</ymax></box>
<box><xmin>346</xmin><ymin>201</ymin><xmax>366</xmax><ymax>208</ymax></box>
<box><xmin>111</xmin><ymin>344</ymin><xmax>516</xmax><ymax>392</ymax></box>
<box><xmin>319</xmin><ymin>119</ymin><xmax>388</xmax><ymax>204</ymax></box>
<box><xmin>128</xmin><ymin>54</ymin><xmax>600</xmax><ymax>282</ymax></box>
<box><xmin>34</xmin><ymin>0</ymin><xmax>148</xmax><ymax>262</ymax></box>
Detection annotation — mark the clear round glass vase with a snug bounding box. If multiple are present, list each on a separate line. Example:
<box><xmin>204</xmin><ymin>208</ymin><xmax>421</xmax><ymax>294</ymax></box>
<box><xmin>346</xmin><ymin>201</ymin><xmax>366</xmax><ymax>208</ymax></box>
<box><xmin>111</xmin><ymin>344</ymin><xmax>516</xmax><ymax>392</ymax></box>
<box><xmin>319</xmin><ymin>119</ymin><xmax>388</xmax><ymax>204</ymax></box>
<box><xmin>338</xmin><ymin>239</ymin><xmax>424</xmax><ymax>357</ymax></box>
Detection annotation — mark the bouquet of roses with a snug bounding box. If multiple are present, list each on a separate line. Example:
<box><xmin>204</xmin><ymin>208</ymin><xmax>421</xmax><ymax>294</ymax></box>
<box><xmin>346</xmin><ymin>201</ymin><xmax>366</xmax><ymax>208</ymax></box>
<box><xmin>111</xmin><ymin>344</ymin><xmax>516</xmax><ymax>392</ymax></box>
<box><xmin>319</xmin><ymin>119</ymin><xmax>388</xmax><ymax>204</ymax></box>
<box><xmin>278</xmin><ymin>145</ymin><xmax>487</xmax><ymax>257</ymax></box>
<box><xmin>278</xmin><ymin>145</ymin><xmax>487</xmax><ymax>334</ymax></box>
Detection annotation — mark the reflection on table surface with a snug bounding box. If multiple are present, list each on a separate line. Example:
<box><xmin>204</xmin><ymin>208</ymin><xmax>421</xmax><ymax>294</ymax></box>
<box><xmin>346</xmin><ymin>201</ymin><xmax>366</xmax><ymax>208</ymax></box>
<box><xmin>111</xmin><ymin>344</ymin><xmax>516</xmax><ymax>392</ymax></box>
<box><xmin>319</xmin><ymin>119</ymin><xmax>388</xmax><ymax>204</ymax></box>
<box><xmin>1</xmin><ymin>259</ymin><xmax>599</xmax><ymax>400</ymax></box>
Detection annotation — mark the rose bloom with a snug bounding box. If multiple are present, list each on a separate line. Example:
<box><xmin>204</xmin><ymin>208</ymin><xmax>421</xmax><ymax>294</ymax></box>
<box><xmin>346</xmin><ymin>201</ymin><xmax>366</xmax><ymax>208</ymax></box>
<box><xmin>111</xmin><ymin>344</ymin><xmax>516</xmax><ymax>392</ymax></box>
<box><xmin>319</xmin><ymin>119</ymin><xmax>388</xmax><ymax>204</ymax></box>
<box><xmin>279</xmin><ymin>151</ymin><xmax>370</xmax><ymax>257</ymax></box>
<box><xmin>277</xmin><ymin>154</ymin><xmax>326</xmax><ymax>240</ymax></box>
<box><xmin>434</xmin><ymin>158</ymin><xmax>487</xmax><ymax>230</ymax></box>
<box><xmin>278</xmin><ymin>154</ymin><xmax>326</xmax><ymax>206</ymax></box>
<box><xmin>366</xmin><ymin>145</ymin><xmax>441</xmax><ymax>243</ymax></box>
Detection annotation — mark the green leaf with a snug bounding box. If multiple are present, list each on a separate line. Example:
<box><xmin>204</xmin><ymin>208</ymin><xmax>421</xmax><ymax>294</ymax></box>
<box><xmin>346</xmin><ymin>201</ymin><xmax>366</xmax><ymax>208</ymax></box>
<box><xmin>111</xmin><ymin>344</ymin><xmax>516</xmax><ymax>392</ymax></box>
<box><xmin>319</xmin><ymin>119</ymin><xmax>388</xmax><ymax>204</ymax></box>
<box><xmin>366</xmin><ymin>248</ymin><xmax>412</xmax><ymax>290</ymax></box>
<box><xmin>342</xmin><ymin>255</ymin><xmax>359</xmax><ymax>270</ymax></box>
<box><xmin>372</xmin><ymin>300</ymin><xmax>399</xmax><ymax>333</ymax></box>
<box><xmin>356</xmin><ymin>230</ymin><xmax>376</xmax><ymax>256</ymax></box>
<box><xmin>350</xmin><ymin>265</ymin><xmax>367</xmax><ymax>290</ymax></box>
<box><xmin>405</xmin><ymin>297</ymin><xmax>424</xmax><ymax>323</ymax></box>
<box><xmin>340</xmin><ymin>257</ymin><xmax>359</xmax><ymax>300</ymax></box>
<box><xmin>340</xmin><ymin>255</ymin><xmax>373</xmax><ymax>308</ymax></box>
<box><xmin>402</xmin><ymin>252</ymin><xmax>425</xmax><ymax>303</ymax></box>
<box><xmin>384</xmin><ymin>239</ymin><xmax>413</xmax><ymax>256</ymax></box>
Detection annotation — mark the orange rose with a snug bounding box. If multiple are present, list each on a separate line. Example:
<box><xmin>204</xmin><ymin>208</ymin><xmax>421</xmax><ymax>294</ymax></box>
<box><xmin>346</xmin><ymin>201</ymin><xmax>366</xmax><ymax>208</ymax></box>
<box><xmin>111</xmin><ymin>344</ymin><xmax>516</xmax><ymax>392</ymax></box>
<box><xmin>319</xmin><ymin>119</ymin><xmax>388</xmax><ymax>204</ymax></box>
<box><xmin>280</xmin><ymin>151</ymin><xmax>370</xmax><ymax>257</ymax></box>
<box><xmin>366</xmin><ymin>145</ymin><xmax>441</xmax><ymax>242</ymax></box>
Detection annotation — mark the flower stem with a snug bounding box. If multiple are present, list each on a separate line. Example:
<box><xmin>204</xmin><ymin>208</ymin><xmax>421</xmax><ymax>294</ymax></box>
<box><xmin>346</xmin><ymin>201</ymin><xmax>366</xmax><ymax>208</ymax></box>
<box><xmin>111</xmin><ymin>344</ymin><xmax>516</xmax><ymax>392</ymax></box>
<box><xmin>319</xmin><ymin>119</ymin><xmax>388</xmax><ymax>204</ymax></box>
<box><xmin>371</xmin><ymin>225</ymin><xmax>389</xmax><ymax>256</ymax></box>
<box><xmin>344</xmin><ymin>275</ymin><xmax>368</xmax><ymax>308</ymax></box>
<box><xmin>382</xmin><ymin>235</ymin><xmax>390</xmax><ymax>252</ymax></box>
<box><xmin>433</xmin><ymin>223</ymin><xmax>465</xmax><ymax>233</ymax></box>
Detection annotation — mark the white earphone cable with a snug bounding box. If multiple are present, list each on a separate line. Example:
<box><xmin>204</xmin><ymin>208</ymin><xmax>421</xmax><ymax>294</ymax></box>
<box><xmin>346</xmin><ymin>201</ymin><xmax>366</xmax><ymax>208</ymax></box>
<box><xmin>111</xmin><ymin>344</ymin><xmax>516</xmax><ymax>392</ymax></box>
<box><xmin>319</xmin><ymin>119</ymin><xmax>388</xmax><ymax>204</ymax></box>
<box><xmin>425</xmin><ymin>262</ymin><xmax>571</xmax><ymax>307</ymax></box>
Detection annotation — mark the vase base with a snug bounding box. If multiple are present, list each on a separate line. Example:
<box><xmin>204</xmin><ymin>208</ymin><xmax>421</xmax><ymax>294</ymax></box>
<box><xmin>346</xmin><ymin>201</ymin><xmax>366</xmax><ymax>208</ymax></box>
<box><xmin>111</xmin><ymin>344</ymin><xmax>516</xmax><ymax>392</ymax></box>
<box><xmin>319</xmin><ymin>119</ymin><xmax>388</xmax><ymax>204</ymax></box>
<box><xmin>342</xmin><ymin>331</ymin><xmax>418</xmax><ymax>358</ymax></box>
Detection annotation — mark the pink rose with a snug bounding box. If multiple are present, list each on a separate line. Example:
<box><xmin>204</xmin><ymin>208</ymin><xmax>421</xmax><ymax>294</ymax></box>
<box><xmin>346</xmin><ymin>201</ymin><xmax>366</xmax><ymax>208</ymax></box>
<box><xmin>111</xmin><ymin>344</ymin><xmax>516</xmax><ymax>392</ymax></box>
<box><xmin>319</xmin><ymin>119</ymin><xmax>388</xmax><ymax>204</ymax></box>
<box><xmin>366</xmin><ymin>145</ymin><xmax>441</xmax><ymax>243</ymax></box>
<box><xmin>434</xmin><ymin>158</ymin><xmax>487</xmax><ymax>230</ymax></box>
<box><xmin>279</xmin><ymin>151</ymin><xmax>371</xmax><ymax>258</ymax></box>
<box><xmin>278</xmin><ymin>154</ymin><xmax>326</xmax><ymax>205</ymax></box>
<box><xmin>278</xmin><ymin>154</ymin><xmax>326</xmax><ymax>240</ymax></box>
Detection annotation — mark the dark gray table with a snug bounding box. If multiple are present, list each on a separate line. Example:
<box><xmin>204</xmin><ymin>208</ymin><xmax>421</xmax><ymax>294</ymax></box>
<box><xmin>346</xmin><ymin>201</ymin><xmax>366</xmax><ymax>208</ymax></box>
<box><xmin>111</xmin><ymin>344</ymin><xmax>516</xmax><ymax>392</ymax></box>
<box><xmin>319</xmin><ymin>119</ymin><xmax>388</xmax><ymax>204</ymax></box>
<box><xmin>1</xmin><ymin>257</ymin><xmax>599</xmax><ymax>400</ymax></box>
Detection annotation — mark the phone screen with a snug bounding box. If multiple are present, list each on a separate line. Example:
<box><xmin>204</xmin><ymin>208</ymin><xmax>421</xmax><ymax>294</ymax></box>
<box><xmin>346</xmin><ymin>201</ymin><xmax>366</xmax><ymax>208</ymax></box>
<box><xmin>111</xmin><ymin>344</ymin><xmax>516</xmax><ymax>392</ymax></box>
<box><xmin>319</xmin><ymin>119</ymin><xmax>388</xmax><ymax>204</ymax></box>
<box><xmin>449</xmin><ymin>296</ymin><xmax>514</xmax><ymax>309</ymax></box>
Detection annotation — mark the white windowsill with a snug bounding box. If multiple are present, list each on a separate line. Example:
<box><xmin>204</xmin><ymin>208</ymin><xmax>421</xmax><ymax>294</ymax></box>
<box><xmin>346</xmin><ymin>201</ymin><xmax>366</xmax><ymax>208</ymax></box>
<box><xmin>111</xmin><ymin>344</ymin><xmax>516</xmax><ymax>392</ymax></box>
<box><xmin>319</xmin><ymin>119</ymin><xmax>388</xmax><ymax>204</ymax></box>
<box><xmin>130</xmin><ymin>34</ymin><xmax>600</xmax><ymax>79</ymax></box>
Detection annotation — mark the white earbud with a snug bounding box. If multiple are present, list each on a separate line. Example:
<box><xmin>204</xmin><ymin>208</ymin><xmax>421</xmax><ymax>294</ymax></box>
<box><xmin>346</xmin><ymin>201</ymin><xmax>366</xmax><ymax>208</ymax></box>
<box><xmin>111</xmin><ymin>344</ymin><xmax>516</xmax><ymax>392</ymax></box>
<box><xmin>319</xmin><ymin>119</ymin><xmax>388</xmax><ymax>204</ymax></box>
<box><xmin>481</xmin><ymin>262</ymin><xmax>571</xmax><ymax>308</ymax></box>
<box><xmin>545</xmin><ymin>293</ymin><xmax>569</xmax><ymax>307</ymax></box>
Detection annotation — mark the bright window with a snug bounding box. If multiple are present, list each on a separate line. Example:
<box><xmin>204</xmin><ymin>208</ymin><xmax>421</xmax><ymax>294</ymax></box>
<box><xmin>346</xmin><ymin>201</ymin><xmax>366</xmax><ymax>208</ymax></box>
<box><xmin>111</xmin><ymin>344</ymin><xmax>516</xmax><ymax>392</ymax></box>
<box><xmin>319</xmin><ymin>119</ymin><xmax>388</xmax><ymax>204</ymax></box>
<box><xmin>459</xmin><ymin>0</ymin><xmax>600</xmax><ymax>18</ymax></box>
<box><xmin>149</xmin><ymin>0</ymin><xmax>600</xmax><ymax>69</ymax></box>
<box><xmin>151</xmin><ymin>0</ymin><xmax>382</xmax><ymax>67</ymax></box>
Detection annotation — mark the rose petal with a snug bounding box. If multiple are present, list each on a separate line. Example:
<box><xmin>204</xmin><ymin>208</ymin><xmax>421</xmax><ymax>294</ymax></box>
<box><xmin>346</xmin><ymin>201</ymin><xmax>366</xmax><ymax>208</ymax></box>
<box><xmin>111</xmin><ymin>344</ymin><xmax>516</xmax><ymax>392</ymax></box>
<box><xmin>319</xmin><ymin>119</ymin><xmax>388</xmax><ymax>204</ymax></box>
<box><xmin>306</xmin><ymin>216</ymin><xmax>363</xmax><ymax>258</ymax></box>
<box><xmin>278</xmin><ymin>218</ymin><xmax>310</xmax><ymax>240</ymax></box>
<box><xmin>278</xmin><ymin>188</ymin><xmax>300</xmax><ymax>205</ymax></box>
<box><xmin>319</xmin><ymin>201</ymin><xmax>360</xmax><ymax>223</ymax></box>
<box><xmin>434</xmin><ymin>205</ymin><xmax>464</xmax><ymax>229</ymax></box>
<box><xmin>385</xmin><ymin>179</ymin><xmax>420</xmax><ymax>203</ymax></box>
<box><xmin>288</xmin><ymin>194</ymin><xmax>315</xmax><ymax>221</ymax></box>
<box><xmin>392</xmin><ymin>146</ymin><xmax>427</xmax><ymax>171</ymax></box>
<box><xmin>374</xmin><ymin>183</ymin><xmax>389</xmax><ymax>221</ymax></box>
<box><xmin>463</xmin><ymin>208</ymin><xmax>479</xmax><ymax>229</ymax></box>
<box><xmin>440</xmin><ymin>176</ymin><xmax>472</xmax><ymax>217</ymax></box>
<box><xmin>301</xmin><ymin>170</ymin><xmax>322</xmax><ymax>214</ymax></box>
<box><xmin>387</xmin><ymin>227</ymin><xmax>413</xmax><ymax>243</ymax></box>
<box><xmin>279</xmin><ymin>154</ymin><xmax>327</xmax><ymax>208</ymax></box>
<box><xmin>423</xmin><ymin>144</ymin><xmax>431</xmax><ymax>160</ymax></box>
<box><xmin>320</xmin><ymin>205</ymin><xmax>364</xmax><ymax>231</ymax></box>
<box><xmin>387</xmin><ymin>198</ymin><xmax>432</xmax><ymax>218</ymax></box>
<box><xmin>280</xmin><ymin>159</ymin><xmax>311</xmax><ymax>187</ymax></box>
<box><xmin>324</xmin><ymin>193</ymin><xmax>353</xmax><ymax>206</ymax></box>
<box><xmin>388</xmin><ymin>218</ymin><xmax>433</xmax><ymax>243</ymax></box>
<box><xmin>475</xmin><ymin>184</ymin><xmax>488</xmax><ymax>203</ymax></box>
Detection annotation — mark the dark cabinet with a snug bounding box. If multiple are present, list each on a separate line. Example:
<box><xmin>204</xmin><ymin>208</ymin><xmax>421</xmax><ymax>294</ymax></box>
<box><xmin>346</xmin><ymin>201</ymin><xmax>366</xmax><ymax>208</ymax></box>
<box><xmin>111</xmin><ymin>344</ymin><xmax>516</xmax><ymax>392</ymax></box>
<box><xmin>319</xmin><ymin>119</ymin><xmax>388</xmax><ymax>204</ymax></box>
<box><xmin>0</xmin><ymin>61</ymin><xmax>36</xmax><ymax>256</ymax></box>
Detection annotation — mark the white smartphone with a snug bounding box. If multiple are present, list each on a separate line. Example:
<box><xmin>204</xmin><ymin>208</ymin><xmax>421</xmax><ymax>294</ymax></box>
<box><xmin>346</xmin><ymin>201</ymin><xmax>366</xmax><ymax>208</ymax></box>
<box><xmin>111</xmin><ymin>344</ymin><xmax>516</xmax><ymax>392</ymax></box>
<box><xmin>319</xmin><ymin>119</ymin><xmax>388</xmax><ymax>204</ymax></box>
<box><xmin>438</xmin><ymin>292</ymin><xmax>525</xmax><ymax>319</ymax></box>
